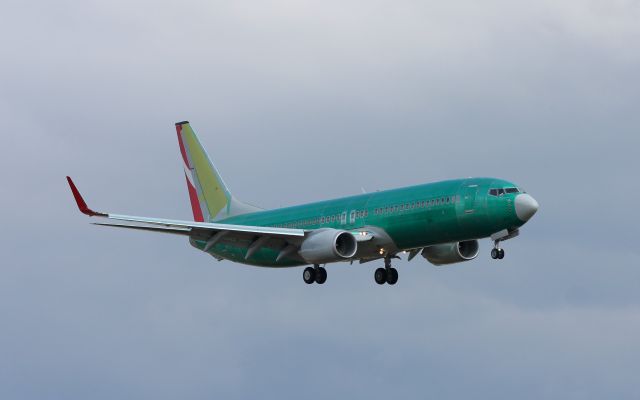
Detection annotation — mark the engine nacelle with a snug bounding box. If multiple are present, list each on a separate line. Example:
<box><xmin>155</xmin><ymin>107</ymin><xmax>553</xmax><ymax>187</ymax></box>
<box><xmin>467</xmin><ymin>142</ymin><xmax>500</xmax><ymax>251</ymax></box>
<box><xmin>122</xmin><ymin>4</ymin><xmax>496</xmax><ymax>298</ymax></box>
<box><xmin>421</xmin><ymin>240</ymin><xmax>480</xmax><ymax>266</ymax></box>
<box><xmin>298</xmin><ymin>229</ymin><xmax>358</xmax><ymax>264</ymax></box>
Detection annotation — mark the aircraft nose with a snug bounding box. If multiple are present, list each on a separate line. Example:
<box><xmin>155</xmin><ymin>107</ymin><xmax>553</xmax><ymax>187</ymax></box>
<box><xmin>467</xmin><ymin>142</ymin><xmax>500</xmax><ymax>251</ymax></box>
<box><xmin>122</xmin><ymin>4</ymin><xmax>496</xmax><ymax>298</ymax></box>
<box><xmin>515</xmin><ymin>193</ymin><xmax>539</xmax><ymax>222</ymax></box>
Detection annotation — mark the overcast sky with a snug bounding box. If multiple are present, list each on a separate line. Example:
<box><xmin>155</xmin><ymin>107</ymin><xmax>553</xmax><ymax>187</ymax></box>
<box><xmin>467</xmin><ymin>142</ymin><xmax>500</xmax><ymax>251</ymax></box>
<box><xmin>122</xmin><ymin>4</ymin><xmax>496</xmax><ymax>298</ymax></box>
<box><xmin>1</xmin><ymin>0</ymin><xmax>639</xmax><ymax>398</ymax></box>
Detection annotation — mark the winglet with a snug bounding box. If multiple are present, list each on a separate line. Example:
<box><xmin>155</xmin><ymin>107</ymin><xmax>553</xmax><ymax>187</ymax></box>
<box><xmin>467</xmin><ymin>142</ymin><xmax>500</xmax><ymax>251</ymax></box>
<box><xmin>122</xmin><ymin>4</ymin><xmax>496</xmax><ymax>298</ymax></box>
<box><xmin>66</xmin><ymin>176</ymin><xmax>108</xmax><ymax>217</ymax></box>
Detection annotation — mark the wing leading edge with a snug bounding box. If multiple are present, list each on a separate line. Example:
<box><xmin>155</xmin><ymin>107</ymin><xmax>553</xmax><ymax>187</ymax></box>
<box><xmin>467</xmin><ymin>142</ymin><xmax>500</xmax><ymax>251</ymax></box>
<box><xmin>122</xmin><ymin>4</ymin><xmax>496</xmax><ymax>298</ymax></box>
<box><xmin>66</xmin><ymin>177</ymin><xmax>305</xmax><ymax>240</ymax></box>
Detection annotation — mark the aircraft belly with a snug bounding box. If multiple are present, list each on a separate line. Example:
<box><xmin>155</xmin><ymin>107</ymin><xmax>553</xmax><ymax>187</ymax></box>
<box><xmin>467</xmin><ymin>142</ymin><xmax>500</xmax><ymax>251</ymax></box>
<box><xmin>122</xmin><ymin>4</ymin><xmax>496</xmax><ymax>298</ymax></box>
<box><xmin>191</xmin><ymin>238</ymin><xmax>305</xmax><ymax>268</ymax></box>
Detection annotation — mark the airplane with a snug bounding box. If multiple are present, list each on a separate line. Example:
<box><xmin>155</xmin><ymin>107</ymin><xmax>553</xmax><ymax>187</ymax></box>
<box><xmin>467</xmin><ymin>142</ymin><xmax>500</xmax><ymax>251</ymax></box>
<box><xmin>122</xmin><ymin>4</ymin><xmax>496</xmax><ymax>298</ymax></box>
<box><xmin>67</xmin><ymin>121</ymin><xmax>539</xmax><ymax>285</ymax></box>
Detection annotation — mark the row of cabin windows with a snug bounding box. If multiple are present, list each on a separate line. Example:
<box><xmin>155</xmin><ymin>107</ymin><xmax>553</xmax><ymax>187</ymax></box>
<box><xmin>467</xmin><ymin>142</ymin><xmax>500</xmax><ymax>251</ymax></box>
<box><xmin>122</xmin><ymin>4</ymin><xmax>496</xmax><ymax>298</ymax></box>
<box><xmin>273</xmin><ymin>194</ymin><xmax>461</xmax><ymax>228</ymax></box>
<box><xmin>373</xmin><ymin>195</ymin><xmax>460</xmax><ymax>215</ymax></box>
<box><xmin>489</xmin><ymin>187</ymin><xmax>520</xmax><ymax>196</ymax></box>
<box><xmin>275</xmin><ymin>210</ymin><xmax>369</xmax><ymax>229</ymax></box>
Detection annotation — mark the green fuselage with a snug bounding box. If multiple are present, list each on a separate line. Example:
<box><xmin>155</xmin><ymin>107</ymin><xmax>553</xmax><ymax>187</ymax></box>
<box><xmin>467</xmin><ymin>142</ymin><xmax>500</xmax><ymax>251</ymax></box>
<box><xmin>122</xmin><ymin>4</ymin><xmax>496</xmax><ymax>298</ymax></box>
<box><xmin>193</xmin><ymin>177</ymin><xmax>526</xmax><ymax>267</ymax></box>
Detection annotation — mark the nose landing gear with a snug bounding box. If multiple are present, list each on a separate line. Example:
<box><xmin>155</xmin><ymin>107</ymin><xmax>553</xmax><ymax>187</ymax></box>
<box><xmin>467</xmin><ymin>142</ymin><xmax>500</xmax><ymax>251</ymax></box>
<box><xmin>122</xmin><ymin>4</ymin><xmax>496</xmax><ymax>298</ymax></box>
<box><xmin>491</xmin><ymin>242</ymin><xmax>505</xmax><ymax>260</ymax></box>
<box><xmin>489</xmin><ymin>229</ymin><xmax>519</xmax><ymax>260</ymax></box>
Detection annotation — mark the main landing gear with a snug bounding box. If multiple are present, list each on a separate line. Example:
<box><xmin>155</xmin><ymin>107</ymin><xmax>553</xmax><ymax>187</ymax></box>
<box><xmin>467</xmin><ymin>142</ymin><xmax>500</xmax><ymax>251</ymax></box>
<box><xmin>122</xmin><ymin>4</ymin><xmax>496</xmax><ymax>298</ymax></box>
<box><xmin>491</xmin><ymin>241</ymin><xmax>505</xmax><ymax>260</ymax></box>
<box><xmin>303</xmin><ymin>264</ymin><xmax>327</xmax><ymax>284</ymax></box>
<box><xmin>374</xmin><ymin>257</ymin><xmax>398</xmax><ymax>285</ymax></box>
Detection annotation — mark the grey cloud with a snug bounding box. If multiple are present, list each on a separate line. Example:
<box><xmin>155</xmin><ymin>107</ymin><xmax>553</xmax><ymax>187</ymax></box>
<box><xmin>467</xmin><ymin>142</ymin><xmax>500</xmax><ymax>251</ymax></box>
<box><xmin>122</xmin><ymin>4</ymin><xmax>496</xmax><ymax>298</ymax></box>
<box><xmin>1</xmin><ymin>0</ymin><xmax>639</xmax><ymax>398</ymax></box>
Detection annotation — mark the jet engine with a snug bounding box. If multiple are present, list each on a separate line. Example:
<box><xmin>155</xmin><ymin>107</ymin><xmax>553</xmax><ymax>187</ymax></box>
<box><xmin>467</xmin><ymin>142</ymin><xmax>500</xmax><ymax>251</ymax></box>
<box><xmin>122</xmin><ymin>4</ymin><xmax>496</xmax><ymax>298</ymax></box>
<box><xmin>298</xmin><ymin>229</ymin><xmax>358</xmax><ymax>264</ymax></box>
<box><xmin>421</xmin><ymin>240</ymin><xmax>480</xmax><ymax>266</ymax></box>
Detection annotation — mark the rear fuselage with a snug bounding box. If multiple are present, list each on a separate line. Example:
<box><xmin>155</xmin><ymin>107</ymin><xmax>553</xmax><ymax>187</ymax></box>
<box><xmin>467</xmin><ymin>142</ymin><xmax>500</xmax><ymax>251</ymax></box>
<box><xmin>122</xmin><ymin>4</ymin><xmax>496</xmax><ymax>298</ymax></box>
<box><xmin>191</xmin><ymin>177</ymin><xmax>530</xmax><ymax>267</ymax></box>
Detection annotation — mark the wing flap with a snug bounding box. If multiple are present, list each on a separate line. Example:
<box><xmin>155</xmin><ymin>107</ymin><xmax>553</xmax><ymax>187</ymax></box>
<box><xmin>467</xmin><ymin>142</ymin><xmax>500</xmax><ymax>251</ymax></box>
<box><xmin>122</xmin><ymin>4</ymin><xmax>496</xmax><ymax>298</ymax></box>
<box><xmin>92</xmin><ymin>222</ymin><xmax>192</xmax><ymax>235</ymax></box>
<box><xmin>107</xmin><ymin>214</ymin><xmax>305</xmax><ymax>237</ymax></box>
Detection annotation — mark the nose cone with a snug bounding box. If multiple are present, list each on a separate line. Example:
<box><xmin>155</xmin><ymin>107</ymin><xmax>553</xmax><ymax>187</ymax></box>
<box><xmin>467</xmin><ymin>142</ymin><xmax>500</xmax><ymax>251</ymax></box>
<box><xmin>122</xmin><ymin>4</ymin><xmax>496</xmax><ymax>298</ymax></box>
<box><xmin>515</xmin><ymin>194</ymin><xmax>539</xmax><ymax>222</ymax></box>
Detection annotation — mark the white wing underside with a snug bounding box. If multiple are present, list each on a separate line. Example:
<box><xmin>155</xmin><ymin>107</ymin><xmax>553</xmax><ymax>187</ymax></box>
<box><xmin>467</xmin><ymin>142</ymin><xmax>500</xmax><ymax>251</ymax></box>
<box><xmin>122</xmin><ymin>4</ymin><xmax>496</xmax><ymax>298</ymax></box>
<box><xmin>99</xmin><ymin>213</ymin><xmax>306</xmax><ymax>238</ymax></box>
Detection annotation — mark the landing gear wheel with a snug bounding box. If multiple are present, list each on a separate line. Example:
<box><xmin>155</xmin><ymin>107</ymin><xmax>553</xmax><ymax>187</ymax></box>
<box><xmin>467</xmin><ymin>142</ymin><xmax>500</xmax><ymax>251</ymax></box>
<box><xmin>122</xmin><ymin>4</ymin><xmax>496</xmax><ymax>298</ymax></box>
<box><xmin>303</xmin><ymin>267</ymin><xmax>316</xmax><ymax>284</ymax></box>
<box><xmin>497</xmin><ymin>249</ymin><xmax>505</xmax><ymax>259</ymax></box>
<box><xmin>491</xmin><ymin>248</ymin><xmax>499</xmax><ymax>259</ymax></box>
<box><xmin>374</xmin><ymin>268</ymin><xmax>387</xmax><ymax>285</ymax></box>
<box><xmin>386</xmin><ymin>268</ymin><xmax>398</xmax><ymax>285</ymax></box>
<box><xmin>315</xmin><ymin>267</ymin><xmax>327</xmax><ymax>284</ymax></box>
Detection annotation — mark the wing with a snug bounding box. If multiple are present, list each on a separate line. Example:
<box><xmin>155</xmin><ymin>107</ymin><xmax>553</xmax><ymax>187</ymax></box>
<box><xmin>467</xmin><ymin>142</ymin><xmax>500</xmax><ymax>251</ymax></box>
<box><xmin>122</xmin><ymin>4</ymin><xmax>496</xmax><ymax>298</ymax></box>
<box><xmin>66</xmin><ymin>177</ymin><xmax>306</xmax><ymax>259</ymax></box>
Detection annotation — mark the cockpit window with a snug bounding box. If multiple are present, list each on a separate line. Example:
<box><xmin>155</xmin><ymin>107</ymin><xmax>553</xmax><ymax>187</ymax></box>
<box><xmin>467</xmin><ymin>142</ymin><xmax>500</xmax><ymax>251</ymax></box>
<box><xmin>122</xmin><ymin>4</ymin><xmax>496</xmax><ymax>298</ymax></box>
<box><xmin>490</xmin><ymin>187</ymin><xmax>521</xmax><ymax>196</ymax></box>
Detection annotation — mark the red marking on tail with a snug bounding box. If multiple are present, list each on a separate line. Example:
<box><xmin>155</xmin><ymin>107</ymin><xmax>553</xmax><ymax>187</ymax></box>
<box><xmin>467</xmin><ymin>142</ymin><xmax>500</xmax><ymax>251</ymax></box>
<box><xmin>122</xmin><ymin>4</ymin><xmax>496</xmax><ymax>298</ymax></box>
<box><xmin>176</xmin><ymin>124</ymin><xmax>191</xmax><ymax>168</ymax></box>
<box><xmin>185</xmin><ymin>174</ymin><xmax>204</xmax><ymax>222</ymax></box>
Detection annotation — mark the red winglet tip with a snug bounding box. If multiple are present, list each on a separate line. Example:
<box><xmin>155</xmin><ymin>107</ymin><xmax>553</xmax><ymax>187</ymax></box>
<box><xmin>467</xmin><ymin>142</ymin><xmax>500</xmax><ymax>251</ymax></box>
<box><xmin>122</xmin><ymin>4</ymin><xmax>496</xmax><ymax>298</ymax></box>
<box><xmin>66</xmin><ymin>176</ymin><xmax>107</xmax><ymax>217</ymax></box>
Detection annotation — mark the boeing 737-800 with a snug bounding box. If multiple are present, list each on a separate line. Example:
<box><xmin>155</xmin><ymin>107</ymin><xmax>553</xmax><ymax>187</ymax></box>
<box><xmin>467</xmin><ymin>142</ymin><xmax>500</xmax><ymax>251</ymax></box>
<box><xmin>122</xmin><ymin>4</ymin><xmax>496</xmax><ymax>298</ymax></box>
<box><xmin>67</xmin><ymin>121</ymin><xmax>539</xmax><ymax>285</ymax></box>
